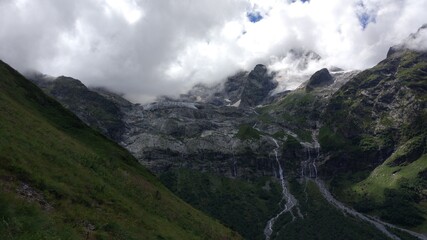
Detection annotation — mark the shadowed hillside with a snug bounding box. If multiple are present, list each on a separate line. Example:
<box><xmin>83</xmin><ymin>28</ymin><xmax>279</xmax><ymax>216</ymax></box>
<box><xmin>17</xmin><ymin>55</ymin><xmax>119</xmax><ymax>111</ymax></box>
<box><xmin>0</xmin><ymin>60</ymin><xmax>241</xmax><ymax>240</ymax></box>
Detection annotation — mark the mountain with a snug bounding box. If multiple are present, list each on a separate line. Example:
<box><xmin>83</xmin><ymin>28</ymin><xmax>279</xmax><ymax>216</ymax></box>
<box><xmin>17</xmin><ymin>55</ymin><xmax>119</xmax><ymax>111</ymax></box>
<box><xmin>28</xmin><ymin>73</ymin><xmax>131</xmax><ymax>141</ymax></box>
<box><xmin>174</xmin><ymin>63</ymin><xmax>277</xmax><ymax>108</ymax></box>
<box><xmin>320</xmin><ymin>45</ymin><xmax>427</xmax><ymax>230</ymax></box>
<box><xmin>0</xmin><ymin>60</ymin><xmax>241</xmax><ymax>239</ymax></box>
<box><xmin>239</xmin><ymin>64</ymin><xmax>278</xmax><ymax>108</ymax></box>
<box><xmin>27</xmin><ymin>27</ymin><xmax>427</xmax><ymax>239</ymax></box>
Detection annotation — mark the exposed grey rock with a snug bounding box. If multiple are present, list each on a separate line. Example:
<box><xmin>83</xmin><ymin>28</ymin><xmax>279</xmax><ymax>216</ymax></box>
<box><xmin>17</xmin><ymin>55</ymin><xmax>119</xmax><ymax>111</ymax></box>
<box><xmin>288</xmin><ymin>49</ymin><xmax>322</xmax><ymax>70</ymax></box>
<box><xmin>306</xmin><ymin>68</ymin><xmax>333</xmax><ymax>91</ymax></box>
<box><xmin>16</xmin><ymin>183</ymin><xmax>53</xmax><ymax>211</ymax></box>
<box><xmin>29</xmin><ymin>75</ymin><xmax>127</xmax><ymax>141</ymax></box>
<box><xmin>30</xmin><ymin>62</ymin><xmax>354</xmax><ymax>179</ymax></box>
<box><xmin>240</xmin><ymin>64</ymin><xmax>278</xmax><ymax>108</ymax></box>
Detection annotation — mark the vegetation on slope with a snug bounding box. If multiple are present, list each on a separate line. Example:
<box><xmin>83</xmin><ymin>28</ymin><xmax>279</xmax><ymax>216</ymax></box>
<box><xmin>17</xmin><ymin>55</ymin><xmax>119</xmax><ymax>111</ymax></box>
<box><xmin>321</xmin><ymin>50</ymin><xmax>427</xmax><ymax>231</ymax></box>
<box><xmin>236</xmin><ymin>124</ymin><xmax>261</xmax><ymax>140</ymax></box>
<box><xmin>272</xmin><ymin>181</ymin><xmax>390</xmax><ymax>240</ymax></box>
<box><xmin>160</xmin><ymin>169</ymin><xmax>281</xmax><ymax>240</ymax></box>
<box><xmin>0</xmin><ymin>60</ymin><xmax>241</xmax><ymax>240</ymax></box>
<box><xmin>258</xmin><ymin>90</ymin><xmax>320</xmax><ymax>142</ymax></box>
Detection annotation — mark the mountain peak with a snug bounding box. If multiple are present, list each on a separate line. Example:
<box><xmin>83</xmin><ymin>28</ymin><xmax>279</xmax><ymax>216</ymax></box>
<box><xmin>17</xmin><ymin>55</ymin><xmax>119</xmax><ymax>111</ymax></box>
<box><xmin>387</xmin><ymin>24</ymin><xmax>427</xmax><ymax>58</ymax></box>
<box><xmin>240</xmin><ymin>65</ymin><xmax>277</xmax><ymax>108</ymax></box>
<box><xmin>305</xmin><ymin>68</ymin><xmax>333</xmax><ymax>92</ymax></box>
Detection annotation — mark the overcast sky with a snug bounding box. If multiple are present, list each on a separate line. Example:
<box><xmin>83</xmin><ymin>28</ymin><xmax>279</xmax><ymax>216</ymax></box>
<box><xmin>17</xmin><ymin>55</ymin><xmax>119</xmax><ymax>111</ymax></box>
<box><xmin>0</xmin><ymin>0</ymin><xmax>426</xmax><ymax>103</ymax></box>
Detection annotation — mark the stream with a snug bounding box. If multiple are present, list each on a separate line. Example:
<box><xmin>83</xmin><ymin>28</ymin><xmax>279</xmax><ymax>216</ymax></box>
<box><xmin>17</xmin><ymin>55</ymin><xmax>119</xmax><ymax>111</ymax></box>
<box><xmin>303</xmin><ymin>129</ymin><xmax>426</xmax><ymax>240</ymax></box>
<box><xmin>301</xmin><ymin>130</ymin><xmax>320</xmax><ymax>179</ymax></box>
<box><xmin>315</xmin><ymin>179</ymin><xmax>426</xmax><ymax>240</ymax></box>
<box><xmin>258</xmin><ymin>123</ymin><xmax>425</xmax><ymax>240</ymax></box>
<box><xmin>264</xmin><ymin>137</ymin><xmax>299</xmax><ymax>240</ymax></box>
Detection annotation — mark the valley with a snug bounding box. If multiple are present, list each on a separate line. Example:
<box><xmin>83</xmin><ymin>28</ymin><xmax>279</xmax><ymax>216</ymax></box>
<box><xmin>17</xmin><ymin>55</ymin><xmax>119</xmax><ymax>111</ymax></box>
<box><xmin>1</xmin><ymin>23</ymin><xmax>426</xmax><ymax>240</ymax></box>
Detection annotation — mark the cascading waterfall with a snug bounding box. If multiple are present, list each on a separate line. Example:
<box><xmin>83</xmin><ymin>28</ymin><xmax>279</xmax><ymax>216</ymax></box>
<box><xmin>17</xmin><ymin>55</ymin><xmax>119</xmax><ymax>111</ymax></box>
<box><xmin>264</xmin><ymin>137</ymin><xmax>299</xmax><ymax>240</ymax></box>
<box><xmin>302</xmin><ymin>128</ymin><xmax>425</xmax><ymax>240</ymax></box>
<box><xmin>300</xmin><ymin>130</ymin><xmax>320</xmax><ymax>180</ymax></box>
<box><xmin>230</xmin><ymin>141</ymin><xmax>238</xmax><ymax>177</ymax></box>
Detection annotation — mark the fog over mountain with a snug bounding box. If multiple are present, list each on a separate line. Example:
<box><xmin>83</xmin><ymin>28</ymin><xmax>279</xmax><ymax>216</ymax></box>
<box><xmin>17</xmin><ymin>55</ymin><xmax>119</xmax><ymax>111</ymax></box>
<box><xmin>0</xmin><ymin>0</ymin><xmax>426</xmax><ymax>102</ymax></box>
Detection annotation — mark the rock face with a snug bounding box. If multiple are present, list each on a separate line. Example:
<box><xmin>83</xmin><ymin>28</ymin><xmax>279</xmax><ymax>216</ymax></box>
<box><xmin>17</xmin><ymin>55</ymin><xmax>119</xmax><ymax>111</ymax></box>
<box><xmin>240</xmin><ymin>64</ymin><xmax>278</xmax><ymax>108</ymax></box>
<box><xmin>29</xmin><ymin>74</ymin><xmax>129</xmax><ymax>141</ymax></box>
<box><xmin>288</xmin><ymin>49</ymin><xmax>322</xmax><ymax>70</ymax></box>
<box><xmin>322</xmin><ymin>49</ymin><xmax>427</xmax><ymax>172</ymax></box>
<box><xmin>29</xmin><ymin>62</ymin><xmax>353</xmax><ymax>178</ymax></box>
<box><xmin>178</xmin><ymin>71</ymin><xmax>248</xmax><ymax>106</ymax></box>
<box><xmin>305</xmin><ymin>68</ymin><xmax>333</xmax><ymax>92</ymax></box>
<box><xmin>176</xmin><ymin>64</ymin><xmax>278</xmax><ymax>108</ymax></box>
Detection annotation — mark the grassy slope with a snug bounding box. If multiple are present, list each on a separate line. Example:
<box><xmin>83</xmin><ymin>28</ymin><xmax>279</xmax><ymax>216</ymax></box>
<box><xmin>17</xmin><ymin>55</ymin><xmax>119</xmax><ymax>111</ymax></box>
<box><xmin>258</xmin><ymin>90</ymin><xmax>318</xmax><ymax>142</ymax></box>
<box><xmin>321</xmin><ymin>51</ymin><xmax>427</xmax><ymax>232</ymax></box>
<box><xmin>273</xmin><ymin>181</ymin><xmax>390</xmax><ymax>240</ymax></box>
<box><xmin>160</xmin><ymin>169</ymin><xmax>282</xmax><ymax>240</ymax></box>
<box><xmin>0</xmin><ymin>60</ymin><xmax>241</xmax><ymax>240</ymax></box>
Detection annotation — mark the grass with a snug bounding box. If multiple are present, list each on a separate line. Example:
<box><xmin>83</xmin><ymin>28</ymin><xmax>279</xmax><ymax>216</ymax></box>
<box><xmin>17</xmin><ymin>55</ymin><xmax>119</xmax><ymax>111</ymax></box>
<box><xmin>272</xmin><ymin>180</ymin><xmax>390</xmax><ymax>240</ymax></box>
<box><xmin>257</xmin><ymin>90</ymin><xmax>320</xmax><ymax>143</ymax></box>
<box><xmin>397</xmin><ymin>53</ymin><xmax>427</xmax><ymax>90</ymax></box>
<box><xmin>159</xmin><ymin>169</ymin><xmax>282</xmax><ymax>240</ymax></box>
<box><xmin>319</xmin><ymin>50</ymin><xmax>427</xmax><ymax>232</ymax></box>
<box><xmin>0</xmin><ymin>60</ymin><xmax>241</xmax><ymax>240</ymax></box>
<box><xmin>318</xmin><ymin>126</ymin><xmax>350</xmax><ymax>151</ymax></box>
<box><xmin>236</xmin><ymin>124</ymin><xmax>261</xmax><ymax>140</ymax></box>
<box><xmin>352</xmin><ymin>154</ymin><xmax>427</xmax><ymax>200</ymax></box>
<box><xmin>330</xmin><ymin>153</ymin><xmax>427</xmax><ymax>230</ymax></box>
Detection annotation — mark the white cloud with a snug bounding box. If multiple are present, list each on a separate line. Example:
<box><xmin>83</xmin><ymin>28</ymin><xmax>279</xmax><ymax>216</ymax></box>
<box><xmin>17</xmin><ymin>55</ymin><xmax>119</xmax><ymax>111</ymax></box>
<box><xmin>104</xmin><ymin>0</ymin><xmax>143</xmax><ymax>24</ymax></box>
<box><xmin>400</xmin><ymin>25</ymin><xmax>427</xmax><ymax>51</ymax></box>
<box><xmin>0</xmin><ymin>0</ymin><xmax>426</xmax><ymax>103</ymax></box>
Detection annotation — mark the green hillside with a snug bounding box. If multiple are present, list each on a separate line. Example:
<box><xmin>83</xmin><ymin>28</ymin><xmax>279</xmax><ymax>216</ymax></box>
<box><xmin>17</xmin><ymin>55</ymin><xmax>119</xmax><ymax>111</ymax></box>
<box><xmin>0</xmin><ymin>60</ymin><xmax>241</xmax><ymax>240</ymax></box>
<box><xmin>321</xmin><ymin>50</ymin><xmax>427</xmax><ymax>232</ymax></box>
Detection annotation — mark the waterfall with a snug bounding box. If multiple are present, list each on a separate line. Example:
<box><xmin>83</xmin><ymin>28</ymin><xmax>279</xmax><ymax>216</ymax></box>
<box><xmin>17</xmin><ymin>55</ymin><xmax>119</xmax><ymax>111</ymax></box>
<box><xmin>305</xmin><ymin>128</ymin><xmax>424</xmax><ymax>240</ymax></box>
<box><xmin>264</xmin><ymin>137</ymin><xmax>298</xmax><ymax>240</ymax></box>
<box><xmin>300</xmin><ymin>129</ymin><xmax>320</xmax><ymax>179</ymax></box>
<box><xmin>231</xmin><ymin>141</ymin><xmax>238</xmax><ymax>177</ymax></box>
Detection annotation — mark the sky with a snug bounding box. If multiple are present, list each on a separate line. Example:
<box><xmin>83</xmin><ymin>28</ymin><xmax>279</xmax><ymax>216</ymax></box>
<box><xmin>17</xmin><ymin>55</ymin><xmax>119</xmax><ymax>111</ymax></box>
<box><xmin>0</xmin><ymin>0</ymin><xmax>426</xmax><ymax>103</ymax></box>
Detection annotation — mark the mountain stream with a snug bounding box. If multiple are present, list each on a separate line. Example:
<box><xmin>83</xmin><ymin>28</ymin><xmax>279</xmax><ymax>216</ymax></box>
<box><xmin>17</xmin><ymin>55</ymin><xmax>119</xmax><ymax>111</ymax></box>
<box><xmin>264</xmin><ymin>137</ymin><xmax>299</xmax><ymax>240</ymax></box>
<box><xmin>306</xmin><ymin>129</ymin><xmax>426</xmax><ymax>240</ymax></box>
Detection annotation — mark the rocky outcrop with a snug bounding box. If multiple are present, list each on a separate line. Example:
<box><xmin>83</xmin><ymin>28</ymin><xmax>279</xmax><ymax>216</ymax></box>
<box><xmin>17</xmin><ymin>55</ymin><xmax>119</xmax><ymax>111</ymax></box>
<box><xmin>174</xmin><ymin>71</ymin><xmax>248</xmax><ymax>106</ymax></box>
<box><xmin>321</xmin><ymin>49</ymin><xmax>427</xmax><ymax>174</ymax></box>
<box><xmin>177</xmin><ymin>64</ymin><xmax>278</xmax><ymax>108</ymax></box>
<box><xmin>288</xmin><ymin>49</ymin><xmax>322</xmax><ymax>70</ymax></box>
<box><xmin>121</xmin><ymin>103</ymin><xmax>283</xmax><ymax>177</ymax></box>
<box><xmin>240</xmin><ymin>64</ymin><xmax>277</xmax><ymax>108</ymax></box>
<box><xmin>387</xmin><ymin>24</ymin><xmax>427</xmax><ymax>58</ymax></box>
<box><xmin>29</xmin><ymin>75</ymin><xmax>128</xmax><ymax>141</ymax></box>
<box><xmin>305</xmin><ymin>68</ymin><xmax>333</xmax><ymax>92</ymax></box>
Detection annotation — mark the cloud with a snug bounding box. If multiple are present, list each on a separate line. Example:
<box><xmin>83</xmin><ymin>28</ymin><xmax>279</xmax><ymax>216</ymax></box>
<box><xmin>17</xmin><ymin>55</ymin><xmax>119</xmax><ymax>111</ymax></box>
<box><xmin>0</xmin><ymin>0</ymin><xmax>426</xmax><ymax>103</ymax></box>
<box><xmin>401</xmin><ymin>24</ymin><xmax>427</xmax><ymax>51</ymax></box>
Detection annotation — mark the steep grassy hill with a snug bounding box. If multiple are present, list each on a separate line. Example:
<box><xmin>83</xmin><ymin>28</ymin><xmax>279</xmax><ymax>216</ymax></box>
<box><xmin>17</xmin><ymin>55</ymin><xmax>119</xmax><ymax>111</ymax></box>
<box><xmin>320</xmin><ymin>49</ymin><xmax>427</xmax><ymax>231</ymax></box>
<box><xmin>0</xmin><ymin>60</ymin><xmax>241</xmax><ymax>240</ymax></box>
